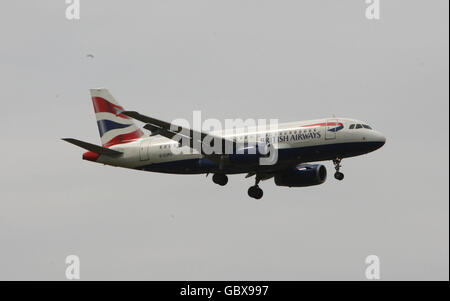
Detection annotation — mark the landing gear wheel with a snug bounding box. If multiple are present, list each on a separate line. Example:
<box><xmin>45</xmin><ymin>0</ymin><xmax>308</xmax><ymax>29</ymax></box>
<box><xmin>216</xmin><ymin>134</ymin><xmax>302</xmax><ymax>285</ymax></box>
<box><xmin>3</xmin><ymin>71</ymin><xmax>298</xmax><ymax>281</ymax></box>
<box><xmin>332</xmin><ymin>158</ymin><xmax>344</xmax><ymax>181</ymax></box>
<box><xmin>334</xmin><ymin>172</ymin><xmax>344</xmax><ymax>181</ymax></box>
<box><xmin>212</xmin><ymin>174</ymin><xmax>228</xmax><ymax>186</ymax></box>
<box><xmin>248</xmin><ymin>185</ymin><xmax>263</xmax><ymax>199</ymax></box>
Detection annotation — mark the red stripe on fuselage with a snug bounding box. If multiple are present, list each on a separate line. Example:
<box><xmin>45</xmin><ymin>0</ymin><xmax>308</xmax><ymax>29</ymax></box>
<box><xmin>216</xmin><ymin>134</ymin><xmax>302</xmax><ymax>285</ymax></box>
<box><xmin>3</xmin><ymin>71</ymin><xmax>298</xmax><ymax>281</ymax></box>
<box><xmin>303</xmin><ymin>122</ymin><xmax>343</xmax><ymax>127</ymax></box>
<box><xmin>103</xmin><ymin>129</ymin><xmax>145</xmax><ymax>147</ymax></box>
<box><xmin>92</xmin><ymin>97</ymin><xmax>131</xmax><ymax>119</ymax></box>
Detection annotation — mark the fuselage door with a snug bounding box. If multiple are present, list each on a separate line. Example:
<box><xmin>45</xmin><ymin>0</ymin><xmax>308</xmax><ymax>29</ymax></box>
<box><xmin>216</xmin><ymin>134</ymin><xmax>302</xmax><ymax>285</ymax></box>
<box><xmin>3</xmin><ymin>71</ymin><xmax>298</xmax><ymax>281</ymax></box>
<box><xmin>139</xmin><ymin>139</ymin><xmax>150</xmax><ymax>161</ymax></box>
<box><xmin>325</xmin><ymin>119</ymin><xmax>338</xmax><ymax>140</ymax></box>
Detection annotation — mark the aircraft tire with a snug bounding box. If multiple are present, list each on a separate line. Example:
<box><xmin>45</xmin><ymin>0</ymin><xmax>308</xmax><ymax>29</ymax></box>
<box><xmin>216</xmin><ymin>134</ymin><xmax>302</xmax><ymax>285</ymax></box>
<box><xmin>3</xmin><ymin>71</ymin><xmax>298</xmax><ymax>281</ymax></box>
<box><xmin>334</xmin><ymin>172</ymin><xmax>344</xmax><ymax>181</ymax></box>
<box><xmin>213</xmin><ymin>174</ymin><xmax>228</xmax><ymax>186</ymax></box>
<box><xmin>248</xmin><ymin>186</ymin><xmax>263</xmax><ymax>199</ymax></box>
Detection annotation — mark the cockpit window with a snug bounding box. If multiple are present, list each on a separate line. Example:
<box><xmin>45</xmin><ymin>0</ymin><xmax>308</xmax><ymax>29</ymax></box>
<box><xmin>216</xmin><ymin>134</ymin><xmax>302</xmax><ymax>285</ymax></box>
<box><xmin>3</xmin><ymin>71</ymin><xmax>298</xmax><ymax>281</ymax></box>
<box><xmin>349</xmin><ymin>123</ymin><xmax>373</xmax><ymax>130</ymax></box>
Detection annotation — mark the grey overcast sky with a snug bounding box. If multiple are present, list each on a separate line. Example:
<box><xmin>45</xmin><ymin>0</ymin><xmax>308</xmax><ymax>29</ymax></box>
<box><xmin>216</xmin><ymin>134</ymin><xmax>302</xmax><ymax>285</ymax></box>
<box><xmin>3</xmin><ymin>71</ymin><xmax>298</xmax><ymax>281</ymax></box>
<box><xmin>0</xmin><ymin>0</ymin><xmax>448</xmax><ymax>280</ymax></box>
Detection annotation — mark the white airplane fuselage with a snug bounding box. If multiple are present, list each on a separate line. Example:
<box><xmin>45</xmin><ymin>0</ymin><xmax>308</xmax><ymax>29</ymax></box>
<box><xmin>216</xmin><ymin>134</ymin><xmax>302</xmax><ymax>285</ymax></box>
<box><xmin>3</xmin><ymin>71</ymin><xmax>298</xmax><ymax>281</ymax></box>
<box><xmin>87</xmin><ymin>117</ymin><xmax>386</xmax><ymax>175</ymax></box>
<box><xmin>64</xmin><ymin>89</ymin><xmax>386</xmax><ymax>199</ymax></box>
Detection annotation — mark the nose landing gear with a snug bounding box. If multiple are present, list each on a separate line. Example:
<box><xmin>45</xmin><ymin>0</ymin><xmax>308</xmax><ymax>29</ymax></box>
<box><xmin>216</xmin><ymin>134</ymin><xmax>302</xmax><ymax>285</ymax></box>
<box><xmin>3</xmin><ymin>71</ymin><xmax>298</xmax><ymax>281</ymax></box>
<box><xmin>333</xmin><ymin>158</ymin><xmax>344</xmax><ymax>181</ymax></box>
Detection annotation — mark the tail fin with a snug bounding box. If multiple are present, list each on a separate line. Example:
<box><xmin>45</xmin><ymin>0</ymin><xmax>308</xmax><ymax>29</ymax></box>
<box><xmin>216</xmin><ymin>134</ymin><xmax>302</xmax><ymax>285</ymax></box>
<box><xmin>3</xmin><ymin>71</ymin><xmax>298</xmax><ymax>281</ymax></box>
<box><xmin>90</xmin><ymin>88</ymin><xmax>146</xmax><ymax>147</ymax></box>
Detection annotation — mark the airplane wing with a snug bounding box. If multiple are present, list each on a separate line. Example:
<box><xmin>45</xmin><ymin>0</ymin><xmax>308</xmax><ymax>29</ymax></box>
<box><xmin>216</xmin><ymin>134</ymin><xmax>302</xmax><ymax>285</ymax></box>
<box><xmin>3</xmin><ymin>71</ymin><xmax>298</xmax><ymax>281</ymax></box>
<box><xmin>122</xmin><ymin>110</ymin><xmax>238</xmax><ymax>156</ymax></box>
<box><xmin>245</xmin><ymin>172</ymin><xmax>275</xmax><ymax>181</ymax></box>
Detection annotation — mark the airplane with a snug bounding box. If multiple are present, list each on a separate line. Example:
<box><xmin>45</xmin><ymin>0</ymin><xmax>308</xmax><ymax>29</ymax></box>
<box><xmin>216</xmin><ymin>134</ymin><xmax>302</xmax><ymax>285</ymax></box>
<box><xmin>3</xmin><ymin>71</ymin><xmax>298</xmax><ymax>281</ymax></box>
<box><xmin>63</xmin><ymin>88</ymin><xmax>386</xmax><ymax>199</ymax></box>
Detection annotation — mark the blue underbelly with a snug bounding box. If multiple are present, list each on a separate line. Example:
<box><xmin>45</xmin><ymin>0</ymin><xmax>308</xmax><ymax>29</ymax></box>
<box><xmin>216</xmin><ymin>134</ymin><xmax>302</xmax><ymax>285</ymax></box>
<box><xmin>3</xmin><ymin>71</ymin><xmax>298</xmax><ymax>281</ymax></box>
<box><xmin>136</xmin><ymin>141</ymin><xmax>384</xmax><ymax>174</ymax></box>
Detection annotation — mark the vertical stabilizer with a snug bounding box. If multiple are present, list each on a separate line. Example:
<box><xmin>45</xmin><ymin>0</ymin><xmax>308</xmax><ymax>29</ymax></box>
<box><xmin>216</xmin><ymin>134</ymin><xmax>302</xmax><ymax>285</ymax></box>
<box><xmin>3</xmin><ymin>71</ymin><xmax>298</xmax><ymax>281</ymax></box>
<box><xmin>90</xmin><ymin>88</ymin><xmax>146</xmax><ymax>147</ymax></box>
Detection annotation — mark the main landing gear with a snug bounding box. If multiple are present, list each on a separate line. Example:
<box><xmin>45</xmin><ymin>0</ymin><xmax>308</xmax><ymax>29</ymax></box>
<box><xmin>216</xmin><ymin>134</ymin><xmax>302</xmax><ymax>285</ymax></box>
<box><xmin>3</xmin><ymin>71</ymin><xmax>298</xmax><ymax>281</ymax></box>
<box><xmin>333</xmin><ymin>158</ymin><xmax>344</xmax><ymax>181</ymax></box>
<box><xmin>212</xmin><ymin>173</ymin><xmax>228</xmax><ymax>186</ymax></box>
<box><xmin>212</xmin><ymin>173</ymin><xmax>264</xmax><ymax>199</ymax></box>
<box><xmin>248</xmin><ymin>176</ymin><xmax>263</xmax><ymax>200</ymax></box>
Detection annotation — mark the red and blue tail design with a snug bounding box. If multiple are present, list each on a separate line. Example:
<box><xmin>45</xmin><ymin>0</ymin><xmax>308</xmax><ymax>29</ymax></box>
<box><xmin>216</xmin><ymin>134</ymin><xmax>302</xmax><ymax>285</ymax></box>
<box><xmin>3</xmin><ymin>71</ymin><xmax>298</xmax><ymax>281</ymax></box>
<box><xmin>90</xmin><ymin>88</ymin><xmax>146</xmax><ymax>147</ymax></box>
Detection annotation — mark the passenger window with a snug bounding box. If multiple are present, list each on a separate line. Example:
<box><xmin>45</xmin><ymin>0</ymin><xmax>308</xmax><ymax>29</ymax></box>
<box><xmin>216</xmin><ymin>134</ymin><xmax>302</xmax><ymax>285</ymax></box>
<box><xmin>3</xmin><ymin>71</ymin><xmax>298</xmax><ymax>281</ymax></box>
<box><xmin>356</xmin><ymin>124</ymin><xmax>363</xmax><ymax>129</ymax></box>
<box><xmin>349</xmin><ymin>124</ymin><xmax>355</xmax><ymax>129</ymax></box>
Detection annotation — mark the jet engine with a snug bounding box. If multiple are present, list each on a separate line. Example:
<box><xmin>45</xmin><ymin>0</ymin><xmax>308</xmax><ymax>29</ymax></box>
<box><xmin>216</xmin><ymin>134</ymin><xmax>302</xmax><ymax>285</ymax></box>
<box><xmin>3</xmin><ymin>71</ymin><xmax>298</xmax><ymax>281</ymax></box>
<box><xmin>274</xmin><ymin>164</ymin><xmax>327</xmax><ymax>187</ymax></box>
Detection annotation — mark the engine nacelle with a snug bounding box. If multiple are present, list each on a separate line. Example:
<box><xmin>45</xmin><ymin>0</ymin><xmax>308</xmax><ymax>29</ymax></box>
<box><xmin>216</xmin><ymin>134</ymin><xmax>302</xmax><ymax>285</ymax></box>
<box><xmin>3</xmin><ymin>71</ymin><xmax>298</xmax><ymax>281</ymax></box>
<box><xmin>274</xmin><ymin>164</ymin><xmax>327</xmax><ymax>187</ymax></box>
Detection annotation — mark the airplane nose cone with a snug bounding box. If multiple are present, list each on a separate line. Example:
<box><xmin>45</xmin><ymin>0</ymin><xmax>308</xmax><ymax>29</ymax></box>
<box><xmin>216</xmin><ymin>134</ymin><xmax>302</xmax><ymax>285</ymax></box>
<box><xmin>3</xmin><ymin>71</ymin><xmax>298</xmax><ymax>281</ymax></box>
<box><xmin>373</xmin><ymin>132</ymin><xmax>386</xmax><ymax>150</ymax></box>
<box><xmin>379</xmin><ymin>132</ymin><xmax>386</xmax><ymax>144</ymax></box>
<box><xmin>377</xmin><ymin>132</ymin><xmax>386</xmax><ymax>143</ymax></box>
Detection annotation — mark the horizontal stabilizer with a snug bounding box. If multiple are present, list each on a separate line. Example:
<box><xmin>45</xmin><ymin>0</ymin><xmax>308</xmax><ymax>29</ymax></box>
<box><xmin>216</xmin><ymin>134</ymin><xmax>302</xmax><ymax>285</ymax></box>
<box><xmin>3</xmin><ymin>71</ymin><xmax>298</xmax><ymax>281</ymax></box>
<box><xmin>62</xmin><ymin>138</ymin><xmax>123</xmax><ymax>157</ymax></box>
